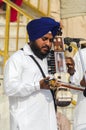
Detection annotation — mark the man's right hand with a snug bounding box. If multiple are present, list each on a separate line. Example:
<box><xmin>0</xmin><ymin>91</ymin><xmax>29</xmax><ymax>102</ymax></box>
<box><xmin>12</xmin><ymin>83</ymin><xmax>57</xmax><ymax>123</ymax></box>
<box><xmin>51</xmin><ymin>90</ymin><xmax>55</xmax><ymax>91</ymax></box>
<box><xmin>40</xmin><ymin>77</ymin><xmax>50</xmax><ymax>89</ymax></box>
<box><xmin>40</xmin><ymin>77</ymin><xmax>61</xmax><ymax>89</ymax></box>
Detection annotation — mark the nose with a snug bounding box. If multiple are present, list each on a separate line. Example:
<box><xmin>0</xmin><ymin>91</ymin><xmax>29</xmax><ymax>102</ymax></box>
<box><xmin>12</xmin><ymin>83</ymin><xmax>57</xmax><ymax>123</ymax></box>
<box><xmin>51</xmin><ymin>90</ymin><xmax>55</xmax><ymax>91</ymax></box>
<box><xmin>45</xmin><ymin>41</ymin><xmax>51</xmax><ymax>49</ymax></box>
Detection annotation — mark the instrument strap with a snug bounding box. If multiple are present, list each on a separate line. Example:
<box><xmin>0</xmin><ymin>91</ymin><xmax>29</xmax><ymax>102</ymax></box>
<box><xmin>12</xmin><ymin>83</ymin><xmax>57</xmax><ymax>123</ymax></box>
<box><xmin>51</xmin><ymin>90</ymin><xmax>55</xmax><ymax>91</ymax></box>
<box><xmin>29</xmin><ymin>55</ymin><xmax>46</xmax><ymax>78</ymax></box>
<box><xmin>29</xmin><ymin>55</ymin><xmax>57</xmax><ymax>110</ymax></box>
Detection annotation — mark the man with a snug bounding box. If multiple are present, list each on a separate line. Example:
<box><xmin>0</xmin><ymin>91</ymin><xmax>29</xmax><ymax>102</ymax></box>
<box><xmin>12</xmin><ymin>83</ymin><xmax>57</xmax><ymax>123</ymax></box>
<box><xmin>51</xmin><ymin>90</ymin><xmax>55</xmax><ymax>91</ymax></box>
<box><xmin>3</xmin><ymin>17</ymin><xmax>60</xmax><ymax>130</ymax></box>
<box><xmin>66</xmin><ymin>47</ymin><xmax>86</xmax><ymax>130</ymax></box>
<box><xmin>70</xmin><ymin>47</ymin><xmax>86</xmax><ymax>130</ymax></box>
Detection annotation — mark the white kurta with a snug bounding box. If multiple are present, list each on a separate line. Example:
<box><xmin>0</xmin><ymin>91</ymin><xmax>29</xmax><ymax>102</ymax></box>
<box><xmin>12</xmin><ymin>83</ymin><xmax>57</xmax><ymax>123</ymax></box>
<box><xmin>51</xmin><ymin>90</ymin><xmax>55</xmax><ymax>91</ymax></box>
<box><xmin>3</xmin><ymin>44</ymin><xmax>58</xmax><ymax>130</ymax></box>
<box><xmin>70</xmin><ymin>48</ymin><xmax>86</xmax><ymax>130</ymax></box>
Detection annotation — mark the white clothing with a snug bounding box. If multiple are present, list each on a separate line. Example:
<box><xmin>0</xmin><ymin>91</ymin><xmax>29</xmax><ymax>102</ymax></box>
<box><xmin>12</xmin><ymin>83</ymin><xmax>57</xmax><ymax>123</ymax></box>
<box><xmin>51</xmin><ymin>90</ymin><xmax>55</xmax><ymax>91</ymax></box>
<box><xmin>57</xmin><ymin>112</ymin><xmax>71</xmax><ymax>130</ymax></box>
<box><xmin>70</xmin><ymin>48</ymin><xmax>86</xmax><ymax>130</ymax></box>
<box><xmin>4</xmin><ymin>44</ymin><xmax>58</xmax><ymax>130</ymax></box>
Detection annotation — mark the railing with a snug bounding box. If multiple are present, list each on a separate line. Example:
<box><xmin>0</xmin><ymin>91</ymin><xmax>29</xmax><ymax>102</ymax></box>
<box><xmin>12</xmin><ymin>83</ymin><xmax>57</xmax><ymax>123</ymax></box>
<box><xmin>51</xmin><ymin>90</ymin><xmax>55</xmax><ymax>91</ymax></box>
<box><xmin>0</xmin><ymin>0</ymin><xmax>50</xmax><ymax>73</ymax></box>
<box><xmin>23</xmin><ymin>0</ymin><xmax>50</xmax><ymax>16</ymax></box>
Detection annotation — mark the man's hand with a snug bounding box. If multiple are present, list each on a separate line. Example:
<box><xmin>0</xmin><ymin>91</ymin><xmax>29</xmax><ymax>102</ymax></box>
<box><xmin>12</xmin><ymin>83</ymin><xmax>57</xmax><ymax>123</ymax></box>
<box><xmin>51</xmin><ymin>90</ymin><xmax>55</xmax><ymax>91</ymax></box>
<box><xmin>49</xmin><ymin>79</ymin><xmax>61</xmax><ymax>89</ymax></box>
<box><xmin>80</xmin><ymin>76</ymin><xmax>86</xmax><ymax>87</ymax></box>
<box><xmin>40</xmin><ymin>77</ymin><xmax>61</xmax><ymax>90</ymax></box>
<box><xmin>40</xmin><ymin>77</ymin><xmax>50</xmax><ymax>89</ymax></box>
<box><xmin>65</xmin><ymin>57</ymin><xmax>75</xmax><ymax>76</ymax></box>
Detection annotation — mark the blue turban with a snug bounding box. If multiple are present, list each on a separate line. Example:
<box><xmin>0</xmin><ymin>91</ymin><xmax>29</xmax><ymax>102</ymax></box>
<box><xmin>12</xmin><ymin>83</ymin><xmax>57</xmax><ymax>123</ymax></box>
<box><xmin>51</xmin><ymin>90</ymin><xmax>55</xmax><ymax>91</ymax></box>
<box><xmin>27</xmin><ymin>17</ymin><xmax>60</xmax><ymax>41</ymax></box>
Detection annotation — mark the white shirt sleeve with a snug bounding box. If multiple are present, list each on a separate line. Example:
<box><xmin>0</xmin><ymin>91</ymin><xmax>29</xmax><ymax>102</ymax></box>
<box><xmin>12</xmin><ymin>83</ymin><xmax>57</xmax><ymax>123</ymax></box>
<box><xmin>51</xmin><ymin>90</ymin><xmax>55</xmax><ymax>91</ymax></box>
<box><xmin>3</xmin><ymin>55</ymin><xmax>40</xmax><ymax>97</ymax></box>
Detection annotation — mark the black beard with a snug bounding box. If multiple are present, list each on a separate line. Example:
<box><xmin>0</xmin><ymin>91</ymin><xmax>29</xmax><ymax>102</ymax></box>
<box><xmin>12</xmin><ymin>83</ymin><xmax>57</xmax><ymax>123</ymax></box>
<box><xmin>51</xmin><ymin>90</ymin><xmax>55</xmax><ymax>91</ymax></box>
<box><xmin>29</xmin><ymin>41</ymin><xmax>50</xmax><ymax>59</ymax></box>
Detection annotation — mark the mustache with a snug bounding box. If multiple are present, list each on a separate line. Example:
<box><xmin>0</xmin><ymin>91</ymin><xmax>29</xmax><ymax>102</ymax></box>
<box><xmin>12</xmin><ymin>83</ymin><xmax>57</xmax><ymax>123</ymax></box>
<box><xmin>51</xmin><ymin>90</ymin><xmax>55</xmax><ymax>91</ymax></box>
<box><xmin>42</xmin><ymin>45</ymin><xmax>50</xmax><ymax>50</ymax></box>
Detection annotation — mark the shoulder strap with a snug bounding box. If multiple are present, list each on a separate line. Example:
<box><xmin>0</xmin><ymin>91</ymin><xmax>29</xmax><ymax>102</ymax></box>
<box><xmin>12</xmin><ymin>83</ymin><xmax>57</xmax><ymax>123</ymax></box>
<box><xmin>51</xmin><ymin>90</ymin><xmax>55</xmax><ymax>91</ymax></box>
<box><xmin>29</xmin><ymin>55</ymin><xmax>57</xmax><ymax>111</ymax></box>
<box><xmin>20</xmin><ymin>48</ymin><xmax>46</xmax><ymax>78</ymax></box>
<box><xmin>29</xmin><ymin>55</ymin><xmax>46</xmax><ymax>78</ymax></box>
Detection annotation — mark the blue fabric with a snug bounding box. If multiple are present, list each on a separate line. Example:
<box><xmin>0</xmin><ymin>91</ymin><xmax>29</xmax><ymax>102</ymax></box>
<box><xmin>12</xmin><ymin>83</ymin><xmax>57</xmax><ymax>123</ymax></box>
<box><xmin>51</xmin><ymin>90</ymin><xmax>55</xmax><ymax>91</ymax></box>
<box><xmin>27</xmin><ymin>17</ymin><xmax>60</xmax><ymax>41</ymax></box>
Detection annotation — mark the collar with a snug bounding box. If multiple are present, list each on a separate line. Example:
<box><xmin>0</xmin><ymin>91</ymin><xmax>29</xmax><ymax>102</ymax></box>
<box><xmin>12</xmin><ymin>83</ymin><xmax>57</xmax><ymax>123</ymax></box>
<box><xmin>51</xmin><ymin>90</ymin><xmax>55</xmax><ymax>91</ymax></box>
<box><xmin>23</xmin><ymin>43</ymin><xmax>34</xmax><ymax>56</ymax></box>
